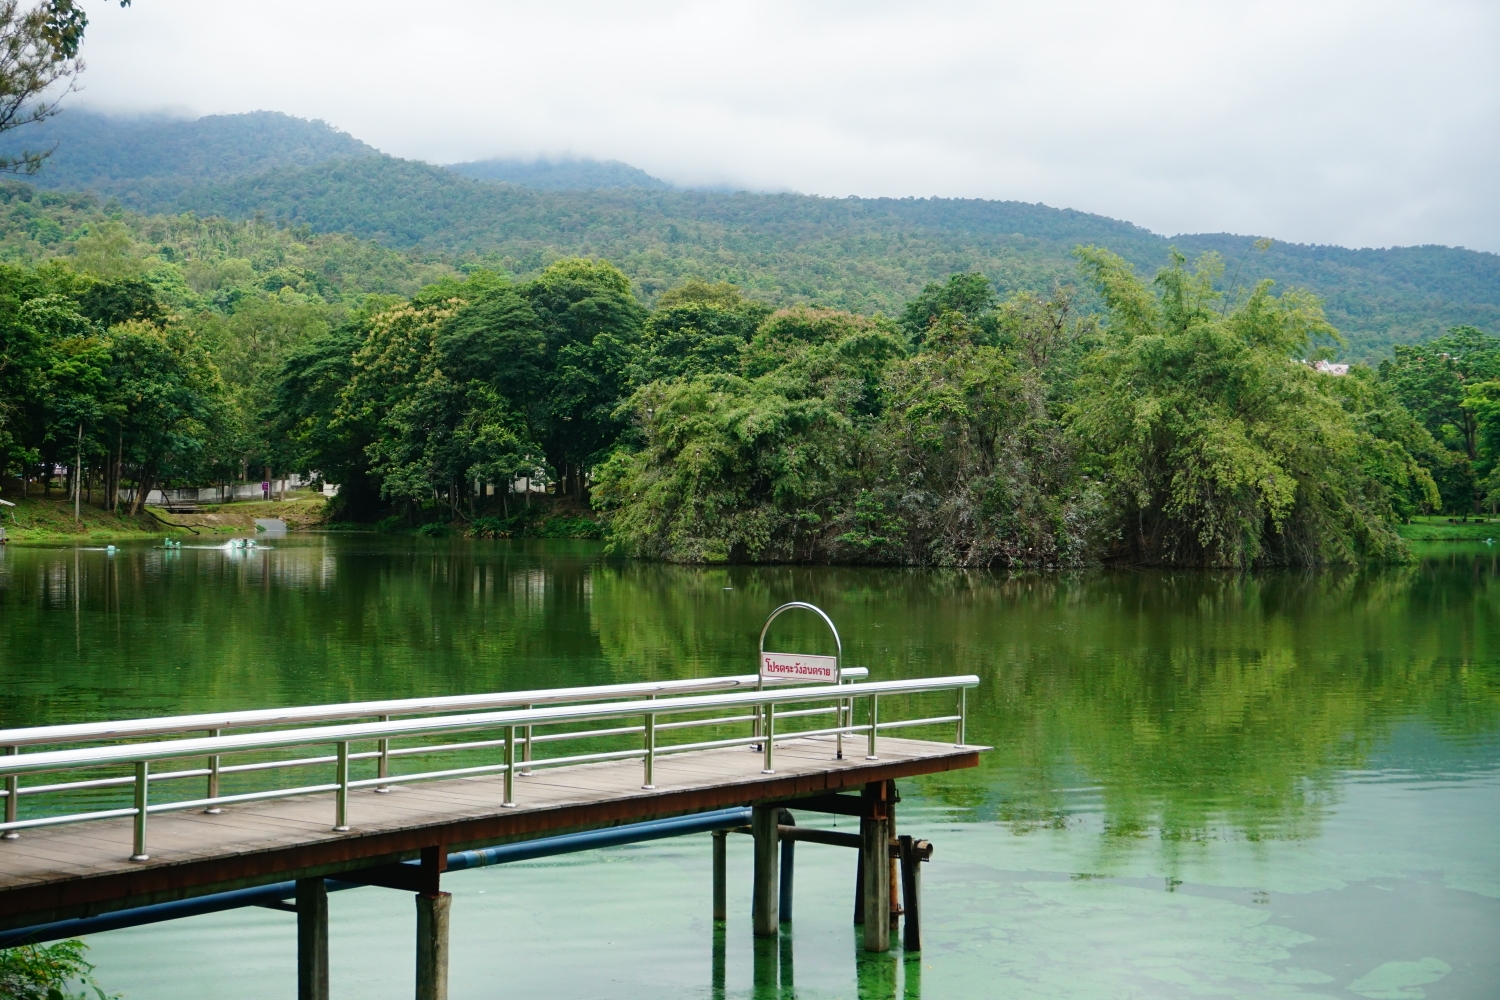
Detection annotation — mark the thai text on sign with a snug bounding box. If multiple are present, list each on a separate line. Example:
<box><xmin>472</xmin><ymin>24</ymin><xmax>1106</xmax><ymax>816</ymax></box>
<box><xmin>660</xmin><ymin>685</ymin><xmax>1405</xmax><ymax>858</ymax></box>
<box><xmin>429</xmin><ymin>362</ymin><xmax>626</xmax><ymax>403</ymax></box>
<box><xmin>760</xmin><ymin>652</ymin><xmax>838</xmax><ymax>683</ymax></box>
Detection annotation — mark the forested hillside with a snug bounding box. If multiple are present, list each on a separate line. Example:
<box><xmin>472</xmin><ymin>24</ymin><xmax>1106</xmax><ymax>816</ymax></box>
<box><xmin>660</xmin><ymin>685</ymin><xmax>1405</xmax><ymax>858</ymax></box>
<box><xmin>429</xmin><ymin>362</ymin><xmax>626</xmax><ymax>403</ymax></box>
<box><xmin>447</xmin><ymin>157</ymin><xmax>670</xmax><ymax>190</ymax></box>
<box><xmin>0</xmin><ymin>110</ymin><xmax>375</xmax><ymax>204</ymax></box>
<box><xmin>0</xmin><ymin>110</ymin><xmax>1496</xmax><ymax>361</ymax></box>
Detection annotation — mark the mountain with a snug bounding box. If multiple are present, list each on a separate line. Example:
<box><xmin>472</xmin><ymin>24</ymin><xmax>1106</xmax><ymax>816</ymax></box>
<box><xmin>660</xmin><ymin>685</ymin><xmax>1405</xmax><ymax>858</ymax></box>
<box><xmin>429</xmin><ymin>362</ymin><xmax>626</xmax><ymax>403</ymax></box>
<box><xmin>0</xmin><ymin>110</ymin><xmax>376</xmax><ymax>204</ymax></box>
<box><xmin>448</xmin><ymin>157</ymin><xmax>671</xmax><ymax>190</ymax></box>
<box><xmin>4</xmin><ymin>110</ymin><xmax>1497</xmax><ymax>359</ymax></box>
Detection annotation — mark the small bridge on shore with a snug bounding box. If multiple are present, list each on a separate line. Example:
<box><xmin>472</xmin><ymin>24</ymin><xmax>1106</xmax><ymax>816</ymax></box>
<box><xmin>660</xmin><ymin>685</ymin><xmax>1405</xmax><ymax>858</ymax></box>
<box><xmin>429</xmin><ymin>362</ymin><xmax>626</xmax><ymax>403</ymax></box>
<box><xmin>0</xmin><ymin>662</ymin><xmax>982</xmax><ymax>999</ymax></box>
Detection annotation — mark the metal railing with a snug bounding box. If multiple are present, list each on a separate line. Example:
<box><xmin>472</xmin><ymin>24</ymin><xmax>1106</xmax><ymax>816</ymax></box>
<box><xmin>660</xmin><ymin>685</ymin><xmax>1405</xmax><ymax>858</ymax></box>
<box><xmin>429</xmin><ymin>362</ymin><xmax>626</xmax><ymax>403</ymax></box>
<box><xmin>0</xmin><ymin>675</ymin><xmax>977</xmax><ymax>861</ymax></box>
<box><xmin>0</xmin><ymin>670</ymin><xmax>868</xmax><ymax>833</ymax></box>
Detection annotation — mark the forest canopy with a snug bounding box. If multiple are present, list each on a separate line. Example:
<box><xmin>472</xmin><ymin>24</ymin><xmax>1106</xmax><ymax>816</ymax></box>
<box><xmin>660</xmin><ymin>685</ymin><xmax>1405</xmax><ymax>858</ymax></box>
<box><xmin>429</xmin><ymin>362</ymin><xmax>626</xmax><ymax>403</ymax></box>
<box><xmin>4</xmin><ymin>224</ymin><xmax>1496</xmax><ymax>567</ymax></box>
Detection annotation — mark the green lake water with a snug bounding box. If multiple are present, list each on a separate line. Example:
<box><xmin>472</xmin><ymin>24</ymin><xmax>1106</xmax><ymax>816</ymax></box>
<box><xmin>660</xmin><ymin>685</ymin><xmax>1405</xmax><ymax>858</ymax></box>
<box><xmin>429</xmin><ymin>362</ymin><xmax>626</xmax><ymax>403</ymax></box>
<box><xmin>1</xmin><ymin>536</ymin><xmax>1497</xmax><ymax>1000</ymax></box>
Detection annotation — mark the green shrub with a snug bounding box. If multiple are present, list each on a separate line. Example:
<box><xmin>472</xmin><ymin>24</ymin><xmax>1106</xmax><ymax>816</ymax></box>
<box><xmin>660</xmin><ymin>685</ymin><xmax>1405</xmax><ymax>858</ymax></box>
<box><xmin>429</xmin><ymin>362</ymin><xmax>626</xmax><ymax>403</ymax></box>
<box><xmin>0</xmin><ymin>940</ymin><xmax>117</xmax><ymax>1000</ymax></box>
<box><xmin>538</xmin><ymin>516</ymin><xmax>605</xmax><ymax>539</ymax></box>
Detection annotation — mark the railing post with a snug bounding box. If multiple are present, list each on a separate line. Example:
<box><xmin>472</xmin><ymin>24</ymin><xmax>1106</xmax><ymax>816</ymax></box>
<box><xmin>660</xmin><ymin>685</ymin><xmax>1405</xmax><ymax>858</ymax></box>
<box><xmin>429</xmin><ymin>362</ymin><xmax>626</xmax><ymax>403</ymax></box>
<box><xmin>2</xmin><ymin>746</ymin><xmax>17</xmax><ymax>840</ymax></box>
<box><xmin>642</xmin><ymin>713</ymin><xmax>657</xmax><ymax>789</ymax></box>
<box><xmin>503</xmin><ymin>726</ymin><xmax>517</xmax><ymax>807</ymax></box>
<box><xmin>835</xmin><ymin>677</ymin><xmax>846</xmax><ymax>761</ymax></box>
<box><xmin>520</xmin><ymin>704</ymin><xmax>534</xmax><ymax>776</ymax></box>
<box><xmin>131</xmin><ymin>760</ymin><xmax>149</xmax><ymax>861</ymax></box>
<box><xmin>751</xmin><ymin>678</ymin><xmax>763</xmax><ymax>751</ymax></box>
<box><xmin>376</xmin><ymin>715</ymin><xmax>391</xmax><ymax>793</ymax></box>
<box><xmin>761</xmin><ymin>703</ymin><xmax>775</xmax><ymax>774</ymax></box>
<box><xmin>204</xmin><ymin>729</ymin><xmax>222</xmax><ymax>814</ymax></box>
<box><xmin>866</xmin><ymin>695</ymin><xmax>879</xmax><ymax>760</ymax></box>
<box><xmin>333</xmin><ymin>742</ymin><xmax>350</xmax><ymax>832</ymax></box>
<box><xmin>957</xmin><ymin>687</ymin><xmax>967</xmax><ymax>747</ymax></box>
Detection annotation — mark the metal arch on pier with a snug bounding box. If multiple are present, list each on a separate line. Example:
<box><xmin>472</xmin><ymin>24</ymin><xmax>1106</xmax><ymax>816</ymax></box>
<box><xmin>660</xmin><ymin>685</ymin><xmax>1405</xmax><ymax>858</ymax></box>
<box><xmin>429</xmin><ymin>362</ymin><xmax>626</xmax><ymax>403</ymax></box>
<box><xmin>759</xmin><ymin>601</ymin><xmax>843</xmax><ymax>664</ymax></box>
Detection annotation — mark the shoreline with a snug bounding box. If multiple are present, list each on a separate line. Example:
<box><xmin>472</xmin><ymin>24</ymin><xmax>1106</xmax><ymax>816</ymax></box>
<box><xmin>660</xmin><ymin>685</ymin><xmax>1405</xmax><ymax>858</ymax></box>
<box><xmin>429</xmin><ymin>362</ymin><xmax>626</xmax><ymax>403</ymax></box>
<box><xmin>0</xmin><ymin>493</ymin><xmax>329</xmax><ymax>544</ymax></box>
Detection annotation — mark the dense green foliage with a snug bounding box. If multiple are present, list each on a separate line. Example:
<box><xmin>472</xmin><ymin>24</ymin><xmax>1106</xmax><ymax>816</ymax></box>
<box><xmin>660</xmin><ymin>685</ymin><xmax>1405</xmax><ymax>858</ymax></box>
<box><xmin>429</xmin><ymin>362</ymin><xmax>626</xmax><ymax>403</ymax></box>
<box><xmin>0</xmin><ymin>230</ymin><xmax>1469</xmax><ymax>566</ymax></box>
<box><xmin>265</xmin><ymin>259</ymin><xmax>647</xmax><ymax>520</ymax></box>
<box><xmin>1377</xmin><ymin>325</ymin><xmax>1500</xmax><ymax>512</ymax></box>
<box><xmin>1</xmin><ymin>212</ymin><xmax>1484</xmax><ymax>567</ymax></box>
<box><xmin>597</xmin><ymin>254</ymin><xmax>1434</xmax><ymax>567</ymax></box>
<box><xmin>0</xmin><ymin>939</ymin><xmax>114</xmax><ymax>999</ymax></box>
<box><xmin>0</xmin><ymin>260</ymin><xmax>232</xmax><ymax>512</ymax></box>
<box><xmin>0</xmin><ymin>111</ymin><xmax>1495</xmax><ymax>362</ymax></box>
<box><xmin>1068</xmin><ymin>249</ymin><xmax>1416</xmax><ymax>566</ymax></box>
<box><xmin>447</xmin><ymin>156</ymin><xmax>670</xmax><ymax>191</ymax></box>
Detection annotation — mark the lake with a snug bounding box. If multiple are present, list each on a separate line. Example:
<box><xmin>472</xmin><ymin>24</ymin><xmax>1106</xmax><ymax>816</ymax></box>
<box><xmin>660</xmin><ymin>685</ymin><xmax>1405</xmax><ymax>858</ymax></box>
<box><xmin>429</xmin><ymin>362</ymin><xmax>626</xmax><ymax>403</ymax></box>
<box><xmin>1</xmin><ymin>536</ymin><xmax>1497</xmax><ymax>1000</ymax></box>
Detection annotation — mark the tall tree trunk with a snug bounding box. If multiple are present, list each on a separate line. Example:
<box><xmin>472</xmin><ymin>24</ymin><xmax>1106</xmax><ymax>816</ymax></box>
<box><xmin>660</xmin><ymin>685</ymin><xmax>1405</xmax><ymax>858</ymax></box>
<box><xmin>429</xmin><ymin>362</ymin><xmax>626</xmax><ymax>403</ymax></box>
<box><xmin>130</xmin><ymin>466</ymin><xmax>155</xmax><ymax>517</ymax></box>
<box><xmin>111</xmin><ymin>432</ymin><xmax>122</xmax><ymax>515</ymax></box>
<box><xmin>74</xmin><ymin>422</ymin><xmax>83</xmax><ymax>525</ymax></box>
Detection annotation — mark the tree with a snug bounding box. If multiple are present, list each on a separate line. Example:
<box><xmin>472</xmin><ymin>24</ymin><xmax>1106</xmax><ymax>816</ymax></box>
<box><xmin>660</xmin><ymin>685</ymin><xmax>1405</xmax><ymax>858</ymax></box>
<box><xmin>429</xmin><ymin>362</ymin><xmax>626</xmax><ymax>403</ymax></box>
<box><xmin>595</xmin><ymin>296</ymin><xmax>1097</xmax><ymax>567</ymax></box>
<box><xmin>1067</xmin><ymin>247</ymin><xmax>1406</xmax><ymax>567</ymax></box>
<box><xmin>898</xmin><ymin>271</ymin><xmax>998</xmax><ymax>349</ymax></box>
<box><xmin>1378</xmin><ymin>326</ymin><xmax>1500</xmax><ymax>460</ymax></box>
<box><xmin>634</xmin><ymin>279</ymin><xmax>769</xmax><ymax>383</ymax></box>
<box><xmin>0</xmin><ymin>261</ymin><xmax>47</xmax><ymax>472</ymax></box>
<box><xmin>1463</xmin><ymin>379</ymin><xmax>1500</xmax><ymax>511</ymax></box>
<box><xmin>524</xmin><ymin>258</ymin><xmax>644</xmax><ymax>495</ymax></box>
<box><xmin>325</xmin><ymin>273</ymin><xmax>550</xmax><ymax>518</ymax></box>
<box><xmin>1326</xmin><ymin>368</ymin><xmax>1444</xmax><ymax>521</ymax></box>
<box><xmin>105</xmin><ymin>320</ymin><xmax>228</xmax><ymax>514</ymax></box>
<box><xmin>1377</xmin><ymin>325</ymin><xmax>1500</xmax><ymax>513</ymax></box>
<box><xmin>263</xmin><ymin>325</ymin><xmax>381</xmax><ymax>518</ymax></box>
<box><xmin>0</xmin><ymin>0</ymin><xmax>94</xmax><ymax>174</ymax></box>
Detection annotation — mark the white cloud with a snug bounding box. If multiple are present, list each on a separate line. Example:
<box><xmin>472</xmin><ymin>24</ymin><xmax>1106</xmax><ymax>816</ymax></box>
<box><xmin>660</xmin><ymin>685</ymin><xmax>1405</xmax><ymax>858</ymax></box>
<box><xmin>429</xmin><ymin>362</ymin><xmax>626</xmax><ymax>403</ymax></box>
<box><xmin>73</xmin><ymin>0</ymin><xmax>1500</xmax><ymax>250</ymax></box>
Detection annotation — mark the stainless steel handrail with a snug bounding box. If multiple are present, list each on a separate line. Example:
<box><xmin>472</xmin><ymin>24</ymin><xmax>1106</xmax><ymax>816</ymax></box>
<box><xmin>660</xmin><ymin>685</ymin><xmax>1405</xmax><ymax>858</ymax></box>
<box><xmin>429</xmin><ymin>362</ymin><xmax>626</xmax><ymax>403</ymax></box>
<box><xmin>0</xmin><ymin>675</ymin><xmax>978</xmax><ymax>860</ymax></box>
<box><xmin>0</xmin><ymin>670</ymin><xmax>869</xmax><ymax>749</ymax></box>
<box><xmin>0</xmin><ymin>677</ymin><xmax>972</xmax><ymax>776</ymax></box>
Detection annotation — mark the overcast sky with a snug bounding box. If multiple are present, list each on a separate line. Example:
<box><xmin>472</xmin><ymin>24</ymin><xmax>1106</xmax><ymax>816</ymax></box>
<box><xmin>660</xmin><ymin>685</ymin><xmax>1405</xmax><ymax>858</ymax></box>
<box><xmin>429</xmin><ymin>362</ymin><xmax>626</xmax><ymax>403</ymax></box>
<box><xmin>75</xmin><ymin>0</ymin><xmax>1499</xmax><ymax>252</ymax></box>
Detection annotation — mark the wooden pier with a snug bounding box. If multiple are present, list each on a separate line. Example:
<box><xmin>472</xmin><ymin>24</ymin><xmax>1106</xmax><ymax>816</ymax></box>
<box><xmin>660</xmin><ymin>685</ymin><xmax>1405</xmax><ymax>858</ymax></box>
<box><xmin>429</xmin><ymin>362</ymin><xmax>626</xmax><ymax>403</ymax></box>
<box><xmin>0</xmin><ymin>671</ymin><xmax>982</xmax><ymax>1000</ymax></box>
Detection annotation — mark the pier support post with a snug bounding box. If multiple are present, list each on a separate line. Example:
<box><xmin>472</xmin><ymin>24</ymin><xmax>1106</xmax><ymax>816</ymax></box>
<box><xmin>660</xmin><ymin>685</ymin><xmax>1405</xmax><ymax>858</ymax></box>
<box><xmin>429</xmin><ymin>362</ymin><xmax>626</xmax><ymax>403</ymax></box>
<box><xmin>778</xmin><ymin>809</ymin><xmax>795</xmax><ymax>923</ymax></box>
<box><xmin>711</xmin><ymin>829</ymin><xmax>727</xmax><ymax>922</ymax></box>
<box><xmin>897</xmin><ymin>836</ymin><xmax>922</xmax><ymax>952</ymax></box>
<box><xmin>860</xmin><ymin>782</ymin><xmax>891</xmax><ymax>952</ymax></box>
<box><xmin>295</xmin><ymin>877</ymin><xmax>329</xmax><ymax>1000</ymax></box>
<box><xmin>415</xmin><ymin>892</ymin><xmax>451</xmax><ymax>1000</ymax></box>
<box><xmin>853</xmin><ymin>848</ymin><xmax>865</xmax><ymax>925</ymax></box>
<box><xmin>751</xmin><ymin>804</ymin><xmax>779</xmax><ymax>936</ymax></box>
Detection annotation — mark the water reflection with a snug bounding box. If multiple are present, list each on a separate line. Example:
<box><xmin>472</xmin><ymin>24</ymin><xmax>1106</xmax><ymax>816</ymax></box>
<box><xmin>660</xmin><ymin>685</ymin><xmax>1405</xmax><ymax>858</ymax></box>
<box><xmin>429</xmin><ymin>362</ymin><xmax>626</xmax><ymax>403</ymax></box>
<box><xmin>1</xmin><ymin>538</ymin><xmax>1497</xmax><ymax>848</ymax></box>
<box><xmin>1</xmin><ymin>537</ymin><xmax>1496</xmax><ymax>998</ymax></box>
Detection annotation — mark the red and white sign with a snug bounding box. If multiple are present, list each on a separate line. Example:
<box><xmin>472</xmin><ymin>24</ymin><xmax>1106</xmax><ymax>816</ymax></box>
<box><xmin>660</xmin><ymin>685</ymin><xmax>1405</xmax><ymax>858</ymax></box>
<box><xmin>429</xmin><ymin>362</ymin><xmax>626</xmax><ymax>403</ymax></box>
<box><xmin>760</xmin><ymin>652</ymin><xmax>838</xmax><ymax>683</ymax></box>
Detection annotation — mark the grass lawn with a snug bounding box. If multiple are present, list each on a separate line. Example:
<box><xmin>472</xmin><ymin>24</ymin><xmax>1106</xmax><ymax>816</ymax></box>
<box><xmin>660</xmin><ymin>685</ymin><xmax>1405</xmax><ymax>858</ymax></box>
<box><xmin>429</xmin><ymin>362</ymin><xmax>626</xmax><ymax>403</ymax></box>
<box><xmin>0</xmin><ymin>493</ymin><xmax>165</xmax><ymax>542</ymax></box>
<box><xmin>0</xmin><ymin>491</ymin><xmax>328</xmax><ymax>543</ymax></box>
<box><xmin>1397</xmin><ymin>515</ymin><xmax>1500</xmax><ymax>541</ymax></box>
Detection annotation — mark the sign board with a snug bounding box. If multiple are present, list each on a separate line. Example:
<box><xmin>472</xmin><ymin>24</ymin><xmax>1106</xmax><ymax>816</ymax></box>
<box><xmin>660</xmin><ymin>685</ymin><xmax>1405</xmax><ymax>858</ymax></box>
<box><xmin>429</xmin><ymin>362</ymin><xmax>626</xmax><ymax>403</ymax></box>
<box><xmin>760</xmin><ymin>651</ymin><xmax>838</xmax><ymax>684</ymax></box>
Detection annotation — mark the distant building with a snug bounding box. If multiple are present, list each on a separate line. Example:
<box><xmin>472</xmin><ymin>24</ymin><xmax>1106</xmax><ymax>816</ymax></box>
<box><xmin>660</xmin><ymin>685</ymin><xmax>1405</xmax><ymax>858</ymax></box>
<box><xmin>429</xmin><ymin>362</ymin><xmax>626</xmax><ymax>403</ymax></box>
<box><xmin>1313</xmin><ymin>360</ymin><xmax>1350</xmax><ymax>376</ymax></box>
